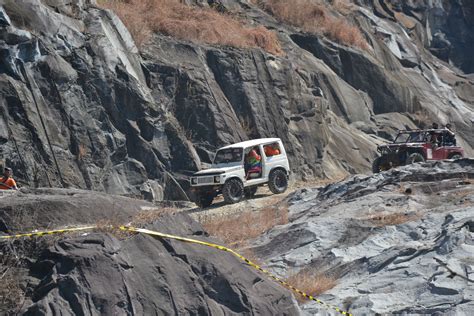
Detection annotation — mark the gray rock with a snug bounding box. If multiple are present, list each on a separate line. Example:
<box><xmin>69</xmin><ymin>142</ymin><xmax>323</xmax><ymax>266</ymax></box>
<box><xmin>247</xmin><ymin>160</ymin><xmax>474</xmax><ymax>314</ymax></box>
<box><xmin>0</xmin><ymin>189</ymin><xmax>300</xmax><ymax>315</ymax></box>
<box><xmin>0</xmin><ymin>6</ymin><xmax>11</xmax><ymax>26</ymax></box>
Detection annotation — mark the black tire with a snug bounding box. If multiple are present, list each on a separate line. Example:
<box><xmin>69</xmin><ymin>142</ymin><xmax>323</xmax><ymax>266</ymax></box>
<box><xmin>196</xmin><ymin>193</ymin><xmax>214</xmax><ymax>208</ymax></box>
<box><xmin>372</xmin><ymin>156</ymin><xmax>392</xmax><ymax>173</ymax></box>
<box><xmin>223</xmin><ymin>178</ymin><xmax>244</xmax><ymax>204</ymax></box>
<box><xmin>268</xmin><ymin>169</ymin><xmax>288</xmax><ymax>194</ymax></box>
<box><xmin>244</xmin><ymin>186</ymin><xmax>258</xmax><ymax>198</ymax></box>
<box><xmin>450</xmin><ymin>154</ymin><xmax>462</xmax><ymax>160</ymax></box>
<box><xmin>372</xmin><ymin>157</ymin><xmax>383</xmax><ymax>173</ymax></box>
<box><xmin>407</xmin><ymin>152</ymin><xmax>425</xmax><ymax>164</ymax></box>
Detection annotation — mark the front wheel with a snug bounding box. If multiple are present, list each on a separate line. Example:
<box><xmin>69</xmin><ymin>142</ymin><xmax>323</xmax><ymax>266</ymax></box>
<box><xmin>450</xmin><ymin>154</ymin><xmax>462</xmax><ymax>160</ymax></box>
<box><xmin>196</xmin><ymin>193</ymin><xmax>214</xmax><ymax>208</ymax></box>
<box><xmin>268</xmin><ymin>169</ymin><xmax>288</xmax><ymax>194</ymax></box>
<box><xmin>372</xmin><ymin>156</ymin><xmax>385</xmax><ymax>173</ymax></box>
<box><xmin>407</xmin><ymin>152</ymin><xmax>425</xmax><ymax>165</ymax></box>
<box><xmin>223</xmin><ymin>178</ymin><xmax>244</xmax><ymax>204</ymax></box>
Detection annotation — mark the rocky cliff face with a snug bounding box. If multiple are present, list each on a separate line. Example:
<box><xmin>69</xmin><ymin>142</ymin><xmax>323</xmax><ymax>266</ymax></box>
<box><xmin>0</xmin><ymin>0</ymin><xmax>473</xmax><ymax>200</ymax></box>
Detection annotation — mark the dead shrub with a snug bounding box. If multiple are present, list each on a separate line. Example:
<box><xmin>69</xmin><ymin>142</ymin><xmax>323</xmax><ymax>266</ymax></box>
<box><xmin>98</xmin><ymin>0</ymin><xmax>283</xmax><ymax>54</ymax></box>
<box><xmin>258</xmin><ymin>0</ymin><xmax>369</xmax><ymax>51</ymax></box>
<box><xmin>201</xmin><ymin>203</ymin><xmax>289</xmax><ymax>248</ymax></box>
<box><xmin>286</xmin><ymin>269</ymin><xmax>337</xmax><ymax>303</ymax></box>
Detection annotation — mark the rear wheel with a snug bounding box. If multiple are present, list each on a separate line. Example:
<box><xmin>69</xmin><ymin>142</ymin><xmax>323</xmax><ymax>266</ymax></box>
<box><xmin>244</xmin><ymin>186</ymin><xmax>258</xmax><ymax>198</ymax></box>
<box><xmin>407</xmin><ymin>152</ymin><xmax>425</xmax><ymax>164</ymax></box>
<box><xmin>268</xmin><ymin>169</ymin><xmax>288</xmax><ymax>194</ymax></box>
<box><xmin>450</xmin><ymin>154</ymin><xmax>462</xmax><ymax>160</ymax></box>
<box><xmin>223</xmin><ymin>178</ymin><xmax>244</xmax><ymax>204</ymax></box>
<box><xmin>196</xmin><ymin>193</ymin><xmax>214</xmax><ymax>208</ymax></box>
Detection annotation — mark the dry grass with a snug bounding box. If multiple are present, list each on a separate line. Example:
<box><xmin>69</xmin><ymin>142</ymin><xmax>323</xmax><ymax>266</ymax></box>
<box><xmin>286</xmin><ymin>269</ymin><xmax>337</xmax><ymax>303</ymax></box>
<box><xmin>367</xmin><ymin>212</ymin><xmax>420</xmax><ymax>227</ymax></box>
<box><xmin>131</xmin><ymin>207</ymin><xmax>178</xmax><ymax>226</ymax></box>
<box><xmin>256</xmin><ymin>0</ymin><xmax>368</xmax><ymax>51</ymax></box>
<box><xmin>95</xmin><ymin>207</ymin><xmax>177</xmax><ymax>237</ymax></box>
<box><xmin>77</xmin><ymin>143</ymin><xmax>87</xmax><ymax>161</ymax></box>
<box><xmin>0</xmin><ymin>267</ymin><xmax>24</xmax><ymax>313</ymax></box>
<box><xmin>98</xmin><ymin>0</ymin><xmax>283</xmax><ymax>54</ymax></box>
<box><xmin>201</xmin><ymin>203</ymin><xmax>289</xmax><ymax>248</ymax></box>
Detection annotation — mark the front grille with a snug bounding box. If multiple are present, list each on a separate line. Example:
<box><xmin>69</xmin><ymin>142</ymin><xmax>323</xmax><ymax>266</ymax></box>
<box><xmin>197</xmin><ymin>176</ymin><xmax>214</xmax><ymax>184</ymax></box>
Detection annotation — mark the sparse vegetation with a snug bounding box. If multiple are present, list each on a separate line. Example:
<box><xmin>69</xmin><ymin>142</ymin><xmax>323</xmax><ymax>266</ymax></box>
<box><xmin>367</xmin><ymin>212</ymin><xmax>420</xmax><ymax>227</ymax></box>
<box><xmin>98</xmin><ymin>0</ymin><xmax>283</xmax><ymax>54</ymax></box>
<box><xmin>254</xmin><ymin>0</ymin><xmax>369</xmax><ymax>51</ymax></box>
<box><xmin>201</xmin><ymin>202</ymin><xmax>288</xmax><ymax>248</ymax></box>
<box><xmin>285</xmin><ymin>269</ymin><xmax>338</xmax><ymax>303</ymax></box>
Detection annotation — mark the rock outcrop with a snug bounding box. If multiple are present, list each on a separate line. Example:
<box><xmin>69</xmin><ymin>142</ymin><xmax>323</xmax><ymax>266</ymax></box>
<box><xmin>0</xmin><ymin>188</ymin><xmax>299</xmax><ymax>315</ymax></box>
<box><xmin>0</xmin><ymin>0</ymin><xmax>473</xmax><ymax>200</ymax></box>
<box><xmin>246</xmin><ymin>159</ymin><xmax>474</xmax><ymax>314</ymax></box>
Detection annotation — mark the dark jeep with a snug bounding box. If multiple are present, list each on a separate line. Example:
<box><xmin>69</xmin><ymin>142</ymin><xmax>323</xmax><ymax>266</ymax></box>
<box><xmin>373</xmin><ymin>129</ymin><xmax>464</xmax><ymax>173</ymax></box>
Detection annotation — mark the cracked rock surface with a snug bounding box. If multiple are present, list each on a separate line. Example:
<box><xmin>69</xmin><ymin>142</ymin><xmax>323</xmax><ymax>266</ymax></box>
<box><xmin>1</xmin><ymin>0</ymin><xmax>473</xmax><ymax>201</ymax></box>
<box><xmin>0</xmin><ymin>190</ymin><xmax>299</xmax><ymax>315</ymax></box>
<box><xmin>247</xmin><ymin>160</ymin><xmax>474</xmax><ymax>314</ymax></box>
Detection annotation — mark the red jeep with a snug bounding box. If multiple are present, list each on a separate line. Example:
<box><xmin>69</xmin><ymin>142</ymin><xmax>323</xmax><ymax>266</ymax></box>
<box><xmin>372</xmin><ymin>129</ymin><xmax>464</xmax><ymax>173</ymax></box>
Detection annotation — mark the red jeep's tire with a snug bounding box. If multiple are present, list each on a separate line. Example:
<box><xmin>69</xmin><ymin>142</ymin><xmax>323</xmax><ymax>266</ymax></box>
<box><xmin>223</xmin><ymin>178</ymin><xmax>244</xmax><ymax>204</ymax></box>
<box><xmin>372</xmin><ymin>157</ymin><xmax>383</xmax><ymax>173</ymax></box>
<box><xmin>407</xmin><ymin>152</ymin><xmax>425</xmax><ymax>164</ymax></box>
<box><xmin>268</xmin><ymin>169</ymin><xmax>288</xmax><ymax>194</ymax></box>
<box><xmin>450</xmin><ymin>154</ymin><xmax>462</xmax><ymax>160</ymax></box>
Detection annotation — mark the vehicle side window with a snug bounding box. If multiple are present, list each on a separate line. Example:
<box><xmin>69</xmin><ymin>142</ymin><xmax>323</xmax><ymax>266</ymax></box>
<box><xmin>264</xmin><ymin>143</ymin><xmax>281</xmax><ymax>157</ymax></box>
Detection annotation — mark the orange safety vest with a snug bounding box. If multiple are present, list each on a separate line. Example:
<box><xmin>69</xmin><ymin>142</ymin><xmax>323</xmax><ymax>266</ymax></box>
<box><xmin>0</xmin><ymin>177</ymin><xmax>16</xmax><ymax>190</ymax></box>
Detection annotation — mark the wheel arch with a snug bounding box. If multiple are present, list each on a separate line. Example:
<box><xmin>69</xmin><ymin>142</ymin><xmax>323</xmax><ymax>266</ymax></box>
<box><xmin>269</xmin><ymin>166</ymin><xmax>288</xmax><ymax>176</ymax></box>
<box><xmin>448</xmin><ymin>152</ymin><xmax>463</xmax><ymax>159</ymax></box>
<box><xmin>224</xmin><ymin>175</ymin><xmax>244</xmax><ymax>184</ymax></box>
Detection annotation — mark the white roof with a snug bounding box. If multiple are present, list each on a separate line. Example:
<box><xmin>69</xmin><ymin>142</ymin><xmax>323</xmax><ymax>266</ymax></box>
<box><xmin>220</xmin><ymin>138</ymin><xmax>281</xmax><ymax>149</ymax></box>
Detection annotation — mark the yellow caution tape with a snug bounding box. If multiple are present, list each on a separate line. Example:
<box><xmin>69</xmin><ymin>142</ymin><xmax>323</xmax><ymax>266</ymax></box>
<box><xmin>1</xmin><ymin>224</ymin><xmax>352</xmax><ymax>315</ymax></box>
<box><xmin>119</xmin><ymin>226</ymin><xmax>352</xmax><ymax>316</ymax></box>
<box><xmin>0</xmin><ymin>226</ymin><xmax>96</xmax><ymax>239</ymax></box>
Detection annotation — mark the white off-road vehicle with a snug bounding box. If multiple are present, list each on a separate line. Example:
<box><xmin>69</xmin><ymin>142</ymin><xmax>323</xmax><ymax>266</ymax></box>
<box><xmin>190</xmin><ymin>138</ymin><xmax>290</xmax><ymax>207</ymax></box>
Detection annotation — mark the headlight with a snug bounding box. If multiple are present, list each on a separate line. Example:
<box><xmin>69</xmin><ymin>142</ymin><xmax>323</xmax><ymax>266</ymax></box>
<box><xmin>191</xmin><ymin>178</ymin><xmax>197</xmax><ymax>184</ymax></box>
<box><xmin>214</xmin><ymin>176</ymin><xmax>220</xmax><ymax>183</ymax></box>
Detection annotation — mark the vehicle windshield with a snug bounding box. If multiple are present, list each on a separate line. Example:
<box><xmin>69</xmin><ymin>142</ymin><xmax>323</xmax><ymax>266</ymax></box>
<box><xmin>213</xmin><ymin>148</ymin><xmax>243</xmax><ymax>164</ymax></box>
<box><xmin>393</xmin><ymin>131</ymin><xmax>426</xmax><ymax>143</ymax></box>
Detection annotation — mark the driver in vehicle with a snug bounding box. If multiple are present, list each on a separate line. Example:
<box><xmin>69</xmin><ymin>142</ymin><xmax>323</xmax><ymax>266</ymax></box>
<box><xmin>444</xmin><ymin>123</ymin><xmax>456</xmax><ymax>146</ymax></box>
<box><xmin>245</xmin><ymin>147</ymin><xmax>262</xmax><ymax>179</ymax></box>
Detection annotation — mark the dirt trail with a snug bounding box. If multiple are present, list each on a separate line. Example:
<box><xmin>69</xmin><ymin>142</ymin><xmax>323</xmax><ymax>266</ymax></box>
<box><xmin>186</xmin><ymin>179</ymin><xmax>338</xmax><ymax>222</ymax></box>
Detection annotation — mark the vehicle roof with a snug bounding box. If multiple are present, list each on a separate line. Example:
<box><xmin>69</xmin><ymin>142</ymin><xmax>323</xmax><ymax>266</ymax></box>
<box><xmin>220</xmin><ymin>138</ymin><xmax>282</xmax><ymax>149</ymax></box>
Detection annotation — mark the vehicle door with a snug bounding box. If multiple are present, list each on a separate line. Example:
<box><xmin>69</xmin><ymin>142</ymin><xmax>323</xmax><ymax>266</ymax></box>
<box><xmin>432</xmin><ymin>132</ymin><xmax>450</xmax><ymax>159</ymax></box>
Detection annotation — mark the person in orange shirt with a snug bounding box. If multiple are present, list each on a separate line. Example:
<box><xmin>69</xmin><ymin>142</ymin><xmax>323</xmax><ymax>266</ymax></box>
<box><xmin>264</xmin><ymin>143</ymin><xmax>280</xmax><ymax>157</ymax></box>
<box><xmin>0</xmin><ymin>167</ymin><xmax>18</xmax><ymax>190</ymax></box>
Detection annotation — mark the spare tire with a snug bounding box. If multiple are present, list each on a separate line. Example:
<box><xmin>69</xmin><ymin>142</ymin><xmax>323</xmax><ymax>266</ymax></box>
<box><xmin>223</xmin><ymin>178</ymin><xmax>244</xmax><ymax>204</ymax></box>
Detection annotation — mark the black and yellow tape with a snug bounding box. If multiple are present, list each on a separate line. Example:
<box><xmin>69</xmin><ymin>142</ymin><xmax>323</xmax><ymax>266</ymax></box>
<box><xmin>0</xmin><ymin>226</ymin><xmax>96</xmax><ymax>239</ymax></box>
<box><xmin>119</xmin><ymin>226</ymin><xmax>352</xmax><ymax>316</ymax></box>
<box><xmin>1</xmin><ymin>225</ymin><xmax>352</xmax><ymax>315</ymax></box>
